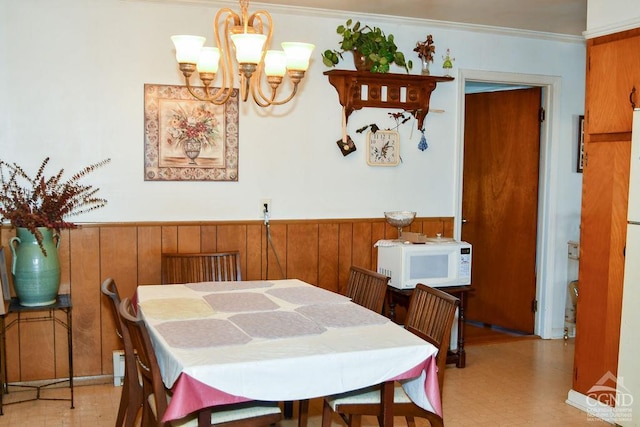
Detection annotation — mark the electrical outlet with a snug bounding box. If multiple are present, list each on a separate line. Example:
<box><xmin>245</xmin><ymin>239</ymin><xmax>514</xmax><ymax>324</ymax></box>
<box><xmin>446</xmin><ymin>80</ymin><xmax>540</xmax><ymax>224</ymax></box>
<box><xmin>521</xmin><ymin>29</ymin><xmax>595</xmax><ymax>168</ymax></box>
<box><xmin>260</xmin><ymin>199</ymin><xmax>271</xmax><ymax>218</ymax></box>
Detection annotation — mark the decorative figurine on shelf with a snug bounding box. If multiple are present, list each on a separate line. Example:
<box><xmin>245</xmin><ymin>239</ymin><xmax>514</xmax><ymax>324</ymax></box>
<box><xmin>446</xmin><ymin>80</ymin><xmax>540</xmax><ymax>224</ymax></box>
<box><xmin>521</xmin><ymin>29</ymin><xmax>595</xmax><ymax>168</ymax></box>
<box><xmin>414</xmin><ymin>34</ymin><xmax>435</xmax><ymax>76</ymax></box>
<box><xmin>442</xmin><ymin>48</ymin><xmax>455</xmax><ymax>77</ymax></box>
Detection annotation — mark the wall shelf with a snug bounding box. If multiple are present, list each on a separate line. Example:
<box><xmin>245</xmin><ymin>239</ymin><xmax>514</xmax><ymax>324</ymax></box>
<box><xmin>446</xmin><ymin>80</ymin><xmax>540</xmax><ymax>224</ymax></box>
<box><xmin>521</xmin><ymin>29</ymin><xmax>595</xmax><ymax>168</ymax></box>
<box><xmin>324</xmin><ymin>70</ymin><xmax>454</xmax><ymax>130</ymax></box>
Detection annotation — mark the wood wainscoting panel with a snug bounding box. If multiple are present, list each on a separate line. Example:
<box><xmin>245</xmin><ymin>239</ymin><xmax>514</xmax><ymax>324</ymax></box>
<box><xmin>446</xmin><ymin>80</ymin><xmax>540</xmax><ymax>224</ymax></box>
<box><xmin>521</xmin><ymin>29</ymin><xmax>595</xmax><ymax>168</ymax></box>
<box><xmin>177</xmin><ymin>225</ymin><xmax>201</xmax><ymax>253</ymax></box>
<box><xmin>369</xmin><ymin>221</ymin><xmax>386</xmax><ymax>271</ymax></box>
<box><xmin>68</xmin><ymin>227</ymin><xmax>102</xmax><ymax>378</ymax></box>
<box><xmin>338</xmin><ymin>223</ymin><xmax>354</xmax><ymax>296</ymax></box>
<box><xmin>217</xmin><ymin>223</ymin><xmax>248</xmax><ymax>254</ymax></box>
<box><xmin>161</xmin><ymin>226</ymin><xmax>178</xmax><ymax>253</ymax></box>
<box><xmin>14</xmin><ymin>314</ymin><xmax>56</xmax><ymax>381</ymax></box>
<box><xmin>217</xmin><ymin>223</ymin><xmax>249</xmax><ymax>280</ymax></box>
<box><xmin>137</xmin><ymin>226</ymin><xmax>162</xmax><ymax>285</ymax></box>
<box><xmin>98</xmin><ymin>227</ymin><xmax>138</xmax><ymax>377</ymax></box>
<box><xmin>200</xmin><ymin>225</ymin><xmax>218</xmax><ymax>253</ymax></box>
<box><xmin>286</xmin><ymin>223</ymin><xmax>320</xmax><ymax>286</ymax></box>
<box><xmin>265</xmin><ymin>223</ymin><xmax>287</xmax><ymax>280</ymax></box>
<box><xmin>246</xmin><ymin>224</ymin><xmax>263</xmax><ymax>281</ymax></box>
<box><xmin>0</xmin><ymin>216</ymin><xmax>452</xmax><ymax>380</ymax></box>
<box><xmin>352</xmin><ymin>222</ymin><xmax>374</xmax><ymax>271</ymax></box>
<box><xmin>318</xmin><ymin>223</ymin><xmax>340</xmax><ymax>293</ymax></box>
<box><xmin>58</xmin><ymin>229</ymin><xmax>71</xmax><ymax>294</ymax></box>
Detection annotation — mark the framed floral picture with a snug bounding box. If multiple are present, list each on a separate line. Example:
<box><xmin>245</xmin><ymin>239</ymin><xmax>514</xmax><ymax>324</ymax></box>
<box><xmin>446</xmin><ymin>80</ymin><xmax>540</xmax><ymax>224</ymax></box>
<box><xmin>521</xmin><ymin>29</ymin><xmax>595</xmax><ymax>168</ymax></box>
<box><xmin>144</xmin><ymin>84</ymin><xmax>239</xmax><ymax>181</ymax></box>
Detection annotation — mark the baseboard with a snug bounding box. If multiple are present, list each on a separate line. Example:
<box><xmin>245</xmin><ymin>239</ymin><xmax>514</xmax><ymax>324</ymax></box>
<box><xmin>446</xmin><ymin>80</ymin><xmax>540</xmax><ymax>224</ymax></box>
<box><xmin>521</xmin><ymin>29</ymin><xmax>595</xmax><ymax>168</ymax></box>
<box><xmin>566</xmin><ymin>389</ymin><xmax>615</xmax><ymax>424</ymax></box>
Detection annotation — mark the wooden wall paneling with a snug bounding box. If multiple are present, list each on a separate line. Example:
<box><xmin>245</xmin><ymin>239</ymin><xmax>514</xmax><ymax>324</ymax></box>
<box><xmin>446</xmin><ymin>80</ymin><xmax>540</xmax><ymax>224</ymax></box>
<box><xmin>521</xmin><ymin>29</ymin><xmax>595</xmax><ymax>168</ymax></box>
<box><xmin>370</xmin><ymin>221</ymin><xmax>386</xmax><ymax>270</ymax></box>
<box><xmin>200</xmin><ymin>225</ymin><xmax>218</xmax><ymax>253</ymax></box>
<box><xmin>16</xmin><ymin>313</ymin><xmax>56</xmax><ymax>381</ymax></box>
<box><xmin>318</xmin><ymin>223</ymin><xmax>340</xmax><ymax>292</ymax></box>
<box><xmin>68</xmin><ymin>227</ymin><xmax>102</xmax><ymax>378</ymax></box>
<box><xmin>265</xmin><ymin>224</ymin><xmax>287</xmax><ymax>280</ymax></box>
<box><xmin>443</xmin><ymin>218</ymin><xmax>454</xmax><ymax>237</ymax></box>
<box><xmin>4</xmin><ymin>319</ymin><xmax>19</xmax><ymax>382</ymax></box>
<box><xmin>338</xmin><ymin>223</ymin><xmax>354</xmax><ymax>295</ymax></box>
<box><xmin>0</xmin><ymin>217</ymin><xmax>454</xmax><ymax>382</ymax></box>
<box><xmin>286</xmin><ymin>224</ymin><xmax>319</xmax><ymax>286</ymax></box>
<box><xmin>217</xmin><ymin>224</ymin><xmax>247</xmax><ymax>252</ymax></box>
<box><xmin>137</xmin><ymin>226</ymin><xmax>162</xmax><ymax>285</ymax></box>
<box><xmin>409</xmin><ymin>219</ymin><xmax>423</xmax><ymax>234</ymax></box>
<box><xmin>383</xmin><ymin>222</ymin><xmax>396</xmax><ymax>239</ymax></box>
<box><xmin>0</xmin><ymin>228</ymin><xmax>15</xmax><ymax>249</ymax></box>
<box><xmin>423</xmin><ymin>219</ymin><xmax>443</xmax><ymax>237</ymax></box>
<box><xmin>58</xmin><ymin>229</ymin><xmax>71</xmax><ymax>294</ymax></box>
<box><xmin>161</xmin><ymin>226</ymin><xmax>178</xmax><ymax>253</ymax></box>
<box><xmin>177</xmin><ymin>225</ymin><xmax>201</xmax><ymax>253</ymax></box>
<box><xmin>99</xmin><ymin>227</ymin><xmax>138</xmax><ymax>376</ymax></box>
<box><xmin>352</xmin><ymin>222</ymin><xmax>373</xmax><ymax>271</ymax></box>
<box><xmin>217</xmin><ymin>224</ymin><xmax>248</xmax><ymax>279</ymax></box>
<box><xmin>245</xmin><ymin>224</ymin><xmax>263</xmax><ymax>281</ymax></box>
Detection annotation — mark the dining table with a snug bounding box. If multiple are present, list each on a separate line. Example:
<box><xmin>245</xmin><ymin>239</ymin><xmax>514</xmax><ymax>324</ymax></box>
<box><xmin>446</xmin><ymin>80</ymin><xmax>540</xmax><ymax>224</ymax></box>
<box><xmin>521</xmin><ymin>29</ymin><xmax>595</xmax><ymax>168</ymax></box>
<box><xmin>135</xmin><ymin>279</ymin><xmax>441</xmax><ymax>427</ymax></box>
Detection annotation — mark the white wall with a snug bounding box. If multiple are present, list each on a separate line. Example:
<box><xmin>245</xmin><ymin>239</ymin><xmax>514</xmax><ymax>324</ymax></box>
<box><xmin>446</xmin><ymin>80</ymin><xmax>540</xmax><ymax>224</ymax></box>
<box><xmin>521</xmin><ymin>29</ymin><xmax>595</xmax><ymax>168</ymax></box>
<box><xmin>1</xmin><ymin>0</ymin><xmax>585</xmax><ymax>337</ymax></box>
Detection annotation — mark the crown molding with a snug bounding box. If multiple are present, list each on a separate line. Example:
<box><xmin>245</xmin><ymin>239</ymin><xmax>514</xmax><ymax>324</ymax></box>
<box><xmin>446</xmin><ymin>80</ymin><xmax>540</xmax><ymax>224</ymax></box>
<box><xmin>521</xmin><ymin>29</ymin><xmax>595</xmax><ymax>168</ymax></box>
<box><xmin>127</xmin><ymin>0</ymin><xmax>586</xmax><ymax>44</ymax></box>
<box><xmin>583</xmin><ymin>18</ymin><xmax>640</xmax><ymax>39</ymax></box>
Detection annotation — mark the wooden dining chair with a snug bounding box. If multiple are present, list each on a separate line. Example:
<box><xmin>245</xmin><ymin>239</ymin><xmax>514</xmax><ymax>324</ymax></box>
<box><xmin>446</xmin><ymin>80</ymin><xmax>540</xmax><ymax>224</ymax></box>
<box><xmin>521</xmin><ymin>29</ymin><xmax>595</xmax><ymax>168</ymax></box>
<box><xmin>101</xmin><ymin>278</ymin><xmax>143</xmax><ymax>427</ymax></box>
<box><xmin>161</xmin><ymin>251</ymin><xmax>242</xmax><ymax>284</ymax></box>
<box><xmin>118</xmin><ymin>297</ymin><xmax>282</xmax><ymax>427</ymax></box>
<box><xmin>346</xmin><ymin>266</ymin><xmax>390</xmax><ymax>314</ymax></box>
<box><xmin>321</xmin><ymin>284</ymin><xmax>460</xmax><ymax>427</ymax></box>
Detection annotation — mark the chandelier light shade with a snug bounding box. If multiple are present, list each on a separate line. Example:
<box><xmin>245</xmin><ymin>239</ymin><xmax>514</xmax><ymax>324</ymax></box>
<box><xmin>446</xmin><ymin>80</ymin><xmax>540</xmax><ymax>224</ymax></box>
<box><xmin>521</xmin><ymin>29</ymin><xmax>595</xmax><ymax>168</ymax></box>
<box><xmin>171</xmin><ymin>0</ymin><xmax>315</xmax><ymax>107</ymax></box>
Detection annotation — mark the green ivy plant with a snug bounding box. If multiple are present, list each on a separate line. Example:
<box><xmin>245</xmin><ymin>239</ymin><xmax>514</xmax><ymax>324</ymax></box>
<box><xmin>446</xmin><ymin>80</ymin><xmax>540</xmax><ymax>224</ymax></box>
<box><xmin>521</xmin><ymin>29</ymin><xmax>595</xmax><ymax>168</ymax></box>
<box><xmin>322</xmin><ymin>19</ymin><xmax>413</xmax><ymax>73</ymax></box>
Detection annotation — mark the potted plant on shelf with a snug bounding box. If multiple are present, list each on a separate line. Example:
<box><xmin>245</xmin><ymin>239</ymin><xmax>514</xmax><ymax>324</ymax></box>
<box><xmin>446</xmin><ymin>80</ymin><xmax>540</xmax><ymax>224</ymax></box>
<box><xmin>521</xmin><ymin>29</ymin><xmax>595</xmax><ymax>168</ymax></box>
<box><xmin>322</xmin><ymin>19</ymin><xmax>413</xmax><ymax>73</ymax></box>
<box><xmin>414</xmin><ymin>34</ymin><xmax>435</xmax><ymax>75</ymax></box>
<box><xmin>0</xmin><ymin>157</ymin><xmax>110</xmax><ymax>306</ymax></box>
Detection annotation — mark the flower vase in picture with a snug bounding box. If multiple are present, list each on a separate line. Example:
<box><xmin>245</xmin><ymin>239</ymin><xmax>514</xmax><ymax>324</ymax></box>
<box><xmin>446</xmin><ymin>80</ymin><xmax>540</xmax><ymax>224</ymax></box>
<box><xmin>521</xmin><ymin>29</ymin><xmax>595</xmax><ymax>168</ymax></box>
<box><xmin>10</xmin><ymin>227</ymin><xmax>61</xmax><ymax>306</ymax></box>
<box><xmin>183</xmin><ymin>139</ymin><xmax>202</xmax><ymax>164</ymax></box>
<box><xmin>165</xmin><ymin>103</ymin><xmax>222</xmax><ymax>167</ymax></box>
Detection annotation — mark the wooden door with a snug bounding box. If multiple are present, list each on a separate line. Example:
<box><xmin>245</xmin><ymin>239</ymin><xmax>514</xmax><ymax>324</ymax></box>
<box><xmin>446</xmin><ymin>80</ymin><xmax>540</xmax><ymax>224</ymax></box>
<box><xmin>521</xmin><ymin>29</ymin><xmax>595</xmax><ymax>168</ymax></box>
<box><xmin>573</xmin><ymin>139</ymin><xmax>630</xmax><ymax>403</ymax></box>
<box><xmin>587</xmin><ymin>28</ymin><xmax>640</xmax><ymax>135</ymax></box>
<box><xmin>462</xmin><ymin>87</ymin><xmax>542</xmax><ymax>334</ymax></box>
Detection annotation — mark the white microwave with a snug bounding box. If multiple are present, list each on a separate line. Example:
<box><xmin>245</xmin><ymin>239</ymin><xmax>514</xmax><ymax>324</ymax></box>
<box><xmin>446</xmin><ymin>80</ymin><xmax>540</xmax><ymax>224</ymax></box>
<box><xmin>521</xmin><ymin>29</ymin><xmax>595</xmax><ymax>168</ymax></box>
<box><xmin>377</xmin><ymin>240</ymin><xmax>472</xmax><ymax>289</ymax></box>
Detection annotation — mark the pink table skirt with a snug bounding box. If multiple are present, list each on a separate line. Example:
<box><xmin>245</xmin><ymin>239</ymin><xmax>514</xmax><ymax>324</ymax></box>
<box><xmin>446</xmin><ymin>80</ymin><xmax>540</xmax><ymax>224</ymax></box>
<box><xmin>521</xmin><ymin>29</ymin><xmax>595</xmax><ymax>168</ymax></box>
<box><xmin>163</xmin><ymin>355</ymin><xmax>441</xmax><ymax>422</ymax></box>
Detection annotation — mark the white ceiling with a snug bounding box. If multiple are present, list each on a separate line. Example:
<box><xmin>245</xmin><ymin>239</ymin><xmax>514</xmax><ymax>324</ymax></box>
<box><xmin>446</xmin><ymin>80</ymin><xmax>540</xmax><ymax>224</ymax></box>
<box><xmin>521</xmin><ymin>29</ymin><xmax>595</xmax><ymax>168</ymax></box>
<box><xmin>252</xmin><ymin>0</ymin><xmax>588</xmax><ymax>36</ymax></box>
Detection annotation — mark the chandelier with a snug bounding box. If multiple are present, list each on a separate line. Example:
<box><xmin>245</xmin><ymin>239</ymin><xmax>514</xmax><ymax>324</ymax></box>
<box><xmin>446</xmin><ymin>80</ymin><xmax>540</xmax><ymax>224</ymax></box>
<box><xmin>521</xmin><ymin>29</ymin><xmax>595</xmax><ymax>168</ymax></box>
<box><xmin>171</xmin><ymin>0</ymin><xmax>315</xmax><ymax>107</ymax></box>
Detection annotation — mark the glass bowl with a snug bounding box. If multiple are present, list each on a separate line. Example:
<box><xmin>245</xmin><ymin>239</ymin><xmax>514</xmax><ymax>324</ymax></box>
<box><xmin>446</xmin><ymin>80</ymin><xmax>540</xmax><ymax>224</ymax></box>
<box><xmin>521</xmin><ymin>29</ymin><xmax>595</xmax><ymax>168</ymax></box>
<box><xmin>384</xmin><ymin>211</ymin><xmax>416</xmax><ymax>239</ymax></box>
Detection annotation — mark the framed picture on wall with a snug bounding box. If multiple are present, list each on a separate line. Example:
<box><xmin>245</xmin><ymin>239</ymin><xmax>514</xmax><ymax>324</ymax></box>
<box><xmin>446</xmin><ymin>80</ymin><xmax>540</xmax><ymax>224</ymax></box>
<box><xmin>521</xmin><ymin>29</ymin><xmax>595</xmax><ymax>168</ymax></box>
<box><xmin>577</xmin><ymin>115</ymin><xmax>585</xmax><ymax>173</ymax></box>
<box><xmin>143</xmin><ymin>84</ymin><xmax>239</xmax><ymax>181</ymax></box>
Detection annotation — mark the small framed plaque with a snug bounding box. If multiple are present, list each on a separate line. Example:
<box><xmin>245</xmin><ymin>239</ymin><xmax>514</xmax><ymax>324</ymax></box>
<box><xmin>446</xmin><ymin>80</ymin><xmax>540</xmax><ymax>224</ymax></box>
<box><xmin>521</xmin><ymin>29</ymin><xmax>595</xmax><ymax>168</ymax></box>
<box><xmin>577</xmin><ymin>115</ymin><xmax>585</xmax><ymax>173</ymax></box>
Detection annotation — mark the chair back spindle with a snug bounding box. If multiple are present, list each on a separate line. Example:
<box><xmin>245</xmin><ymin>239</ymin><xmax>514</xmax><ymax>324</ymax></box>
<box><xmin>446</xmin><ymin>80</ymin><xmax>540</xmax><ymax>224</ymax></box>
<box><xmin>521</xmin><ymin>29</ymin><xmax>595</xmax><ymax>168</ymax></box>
<box><xmin>161</xmin><ymin>251</ymin><xmax>242</xmax><ymax>284</ymax></box>
<box><xmin>345</xmin><ymin>266</ymin><xmax>389</xmax><ymax>314</ymax></box>
<box><xmin>405</xmin><ymin>284</ymin><xmax>461</xmax><ymax>392</ymax></box>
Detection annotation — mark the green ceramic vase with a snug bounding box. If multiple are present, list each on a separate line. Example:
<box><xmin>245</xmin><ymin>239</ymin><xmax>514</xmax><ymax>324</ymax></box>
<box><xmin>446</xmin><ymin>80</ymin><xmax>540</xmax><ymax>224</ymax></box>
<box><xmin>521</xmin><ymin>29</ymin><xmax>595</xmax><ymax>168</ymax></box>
<box><xmin>9</xmin><ymin>227</ymin><xmax>61</xmax><ymax>307</ymax></box>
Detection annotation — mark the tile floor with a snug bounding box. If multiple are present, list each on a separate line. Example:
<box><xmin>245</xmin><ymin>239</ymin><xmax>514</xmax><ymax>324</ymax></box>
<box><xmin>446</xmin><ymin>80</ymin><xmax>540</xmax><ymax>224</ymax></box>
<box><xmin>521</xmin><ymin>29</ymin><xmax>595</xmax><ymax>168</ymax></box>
<box><xmin>0</xmin><ymin>338</ymin><xmax>610</xmax><ymax>426</ymax></box>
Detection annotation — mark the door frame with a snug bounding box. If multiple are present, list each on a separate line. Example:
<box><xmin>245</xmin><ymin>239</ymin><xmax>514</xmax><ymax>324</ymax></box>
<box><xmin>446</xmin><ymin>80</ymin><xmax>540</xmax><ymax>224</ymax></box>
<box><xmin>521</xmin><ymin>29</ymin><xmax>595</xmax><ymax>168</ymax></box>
<box><xmin>454</xmin><ymin>69</ymin><xmax>562</xmax><ymax>339</ymax></box>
